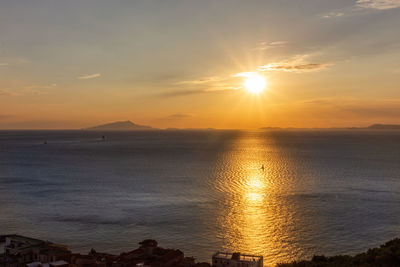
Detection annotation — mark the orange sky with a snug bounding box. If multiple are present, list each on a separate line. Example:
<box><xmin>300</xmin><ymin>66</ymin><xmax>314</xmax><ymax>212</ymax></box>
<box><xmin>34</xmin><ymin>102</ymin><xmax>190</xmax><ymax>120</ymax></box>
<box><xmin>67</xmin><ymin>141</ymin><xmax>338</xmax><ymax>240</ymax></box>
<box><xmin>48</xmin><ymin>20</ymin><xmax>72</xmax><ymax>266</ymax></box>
<box><xmin>1</xmin><ymin>0</ymin><xmax>400</xmax><ymax>129</ymax></box>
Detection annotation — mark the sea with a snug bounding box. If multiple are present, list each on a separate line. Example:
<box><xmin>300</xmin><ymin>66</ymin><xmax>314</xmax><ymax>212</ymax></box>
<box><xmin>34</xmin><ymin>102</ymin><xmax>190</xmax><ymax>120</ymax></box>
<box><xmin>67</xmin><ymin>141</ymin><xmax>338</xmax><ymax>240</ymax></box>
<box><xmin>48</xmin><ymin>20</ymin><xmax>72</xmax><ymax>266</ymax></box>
<box><xmin>1</xmin><ymin>130</ymin><xmax>400</xmax><ymax>266</ymax></box>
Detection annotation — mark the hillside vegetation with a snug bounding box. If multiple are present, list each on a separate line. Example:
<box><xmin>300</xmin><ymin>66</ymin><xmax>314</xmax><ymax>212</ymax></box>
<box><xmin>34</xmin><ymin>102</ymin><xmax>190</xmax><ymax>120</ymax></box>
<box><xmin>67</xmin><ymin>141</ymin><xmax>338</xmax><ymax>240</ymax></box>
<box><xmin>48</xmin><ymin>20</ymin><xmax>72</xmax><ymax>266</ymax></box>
<box><xmin>278</xmin><ymin>238</ymin><xmax>400</xmax><ymax>267</ymax></box>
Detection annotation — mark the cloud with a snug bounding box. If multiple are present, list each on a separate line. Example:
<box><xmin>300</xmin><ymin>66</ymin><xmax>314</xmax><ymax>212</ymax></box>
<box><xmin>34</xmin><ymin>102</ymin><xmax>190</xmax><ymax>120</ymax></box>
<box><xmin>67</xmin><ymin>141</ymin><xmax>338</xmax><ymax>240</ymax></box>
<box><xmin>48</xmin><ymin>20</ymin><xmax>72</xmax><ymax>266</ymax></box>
<box><xmin>0</xmin><ymin>63</ymin><xmax>9</xmax><ymax>66</ymax></box>
<box><xmin>171</xmin><ymin>75</ymin><xmax>241</xmax><ymax>97</ymax></box>
<box><xmin>178</xmin><ymin>76</ymin><xmax>223</xmax><ymax>86</ymax></box>
<box><xmin>78</xmin><ymin>73</ymin><xmax>101</xmax><ymax>80</ymax></box>
<box><xmin>259</xmin><ymin>63</ymin><xmax>330</xmax><ymax>72</ymax></box>
<box><xmin>171</xmin><ymin>55</ymin><xmax>331</xmax><ymax>98</ymax></box>
<box><xmin>254</xmin><ymin>41</ymin><xmax>287</xmax><ymax>50</ymax></box>
<box><xmin>258</xmin><ymin>55</ymin><xmax>332</xmax><ymax>73</ymax></box>
<box><xmin>24</xmin><ymin>84</ymin><xmax>57</xmax><ymax>90</ymax></box>
<box><xmin>0</xmin><ymin>84</ymin><xmax>55</xmax><ymax>97</ymax></box>
<box><xmin>0</xmin><ymin>89</ymin><xmax>19</xmax><ymax>96</ymax></box>
<box><xmin>356</xmin><ymin>0</ymin><xmax>400</xmax><ymax>10</ymax></box>
<box><xmin>21</xmin><ymin>88</ymin><xmax>48</xmax><ymax>96</ymax></box>
<box><xmin>320</xmin><ymin>12</ymin><xmax>344</xmax><ymax>19</ymax></box>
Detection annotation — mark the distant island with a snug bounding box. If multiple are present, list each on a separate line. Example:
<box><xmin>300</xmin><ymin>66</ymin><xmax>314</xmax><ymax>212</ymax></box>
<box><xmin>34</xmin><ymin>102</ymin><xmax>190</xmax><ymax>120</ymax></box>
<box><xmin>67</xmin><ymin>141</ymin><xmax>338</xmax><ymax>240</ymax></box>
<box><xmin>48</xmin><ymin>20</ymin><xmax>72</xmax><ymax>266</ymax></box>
<box><xmin>85</xmin><ymin>120</ymin><xmax>154</xmax><ymax>131</ymax></box>
<box><xmin>260</xmin><ymin>124</ymin><xmax>400</xmax><ymax>130</ymax></box>
<box><xmin>366</xmin><ymin>124</ymin><xmax>400</xmax><ymax>130</ymax></box>
<box><xmin>83</xmin><ymin>121</ymin><xmax>218</xmax><ymax>131</ymax></box>
<box><xmin>84</xmin><ymin>121</ymin><xmax>400</xmax><ymax>131</ymax></box>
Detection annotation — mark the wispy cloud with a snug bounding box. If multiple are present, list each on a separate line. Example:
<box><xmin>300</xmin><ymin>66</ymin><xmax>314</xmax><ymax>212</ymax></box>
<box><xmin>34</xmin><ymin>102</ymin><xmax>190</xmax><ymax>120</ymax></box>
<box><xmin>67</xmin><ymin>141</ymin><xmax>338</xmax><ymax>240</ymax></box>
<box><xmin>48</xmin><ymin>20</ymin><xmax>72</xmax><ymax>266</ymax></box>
<box><xmin>0</xmin><ymin>83</ymin><xmax>56</xmax><ymax>97</ymax></box>
<box><xmin>320</xmin><ymin>12</ymin><xmax>344</xmax><ymax>19</ymax></box>
<box><xmin>0</xmin><ymin>63</ymin><xmax>9</xmax><ymax>66</ymax></box>
<box><xmin>24</xmin><ymin>84</ymin><xmax>57</xmax><ymax>90</ymax></box>
<box><xmin>173</xmin><ymin>75</ymin><xmax>241</xmax><ymax>96</ymax></box>
<box><xmin>78</xmin><ymin>73</ymin><xmax>101</xmax><ymax>80</ymax></box>
<box><xmin>357</xmin><ymin>0</ymin><xmax>400</xmax><ymax>10</ymax></box>
<box><xmin>254</xmin><ymin>41</ymin><xmax>287</xmax><ymax>50</ymax></box>
<box><xmin>178</xmin><ymin>76</ymin><xmax>224</xmax><ymax>86</ymax></box>
<box><xmin>258</xmin><ymin>55</ymin><xmax>332</xmax><ymax>73</ymax></box>
<box><xmin>0</xmin><ymin>89</ymin><xmax>19</xmax><ymax>96</ymax></box>
<box><xmin>171</xmin><ymin>54</ymin><xmax>331</xmax><ymax>98</ymax></box>
<box><xmin>21</xmin><ymin>88</ymin><xmax>48</xmax><ymax>96</ymax></box>
<box><xmin>259</xmin><ymin>63</ymin><xmax>330</xmax><ymax>72</ymax></box>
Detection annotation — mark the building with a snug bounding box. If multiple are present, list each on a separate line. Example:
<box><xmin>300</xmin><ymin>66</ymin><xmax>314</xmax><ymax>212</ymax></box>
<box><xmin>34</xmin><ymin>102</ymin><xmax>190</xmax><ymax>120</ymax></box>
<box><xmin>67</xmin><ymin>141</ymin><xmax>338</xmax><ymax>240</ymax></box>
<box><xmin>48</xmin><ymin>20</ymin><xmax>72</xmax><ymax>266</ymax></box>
<box><xmin>113</xmin><ymin>240</ymin><xmax>185</xmax><ymax>267</ymax></box>
<box><xmin>0</xmin><ymin>235</ymin><xmax>71</xmax><ymax>267</ymax></box>
<box><xmin>212</xmin><ymin>252</ymin><xmax>263</xmax><ymax>267</ymax></box>
<box><xmin>1</xmin><ymin>235</ymin><xmax>209</xmax><ymax>267</ymax></box>
<box><xmin>2</xmin><ymin>235</ymin><xmax>44</xmax><ymax>256</ymax></box>
<box><xmin>70</xmin><ymin>250</ymin><xmax>117</xmax><ymax>267</ymax></box>
<box><xmin>26</xmin><ymin>260</ymin><xmax>69</xmax><ymax>267</ymax></box>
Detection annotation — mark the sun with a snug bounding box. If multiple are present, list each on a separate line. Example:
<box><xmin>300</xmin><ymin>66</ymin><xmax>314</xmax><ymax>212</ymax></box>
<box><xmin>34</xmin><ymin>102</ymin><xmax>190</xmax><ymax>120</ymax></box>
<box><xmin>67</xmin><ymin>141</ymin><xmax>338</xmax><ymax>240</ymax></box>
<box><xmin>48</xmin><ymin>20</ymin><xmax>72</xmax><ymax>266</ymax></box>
<box><xmin>243</xmin><ymin>73</ymin><xmax>266</xmax><ymax>94</ymax></box>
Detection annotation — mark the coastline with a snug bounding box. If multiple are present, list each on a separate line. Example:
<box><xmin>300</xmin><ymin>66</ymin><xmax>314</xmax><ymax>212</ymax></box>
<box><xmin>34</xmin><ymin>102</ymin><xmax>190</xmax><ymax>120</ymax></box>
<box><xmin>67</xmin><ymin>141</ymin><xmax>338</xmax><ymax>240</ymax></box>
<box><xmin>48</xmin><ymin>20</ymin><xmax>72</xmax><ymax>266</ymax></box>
<box><xmin>2</xmin><ymin>235</ymin><xmax>400</xmax><ymax>266</ymax></box>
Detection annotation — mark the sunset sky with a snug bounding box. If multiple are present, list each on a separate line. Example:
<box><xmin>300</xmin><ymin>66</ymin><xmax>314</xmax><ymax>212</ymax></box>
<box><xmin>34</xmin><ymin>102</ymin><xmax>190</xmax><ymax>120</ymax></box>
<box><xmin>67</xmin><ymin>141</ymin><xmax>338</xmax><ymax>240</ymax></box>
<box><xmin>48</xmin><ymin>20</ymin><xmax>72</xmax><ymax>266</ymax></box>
<box><xmin>1</xmin><ymin>0</ymin><xmax>400</xmax><ymax>129</ymax></box>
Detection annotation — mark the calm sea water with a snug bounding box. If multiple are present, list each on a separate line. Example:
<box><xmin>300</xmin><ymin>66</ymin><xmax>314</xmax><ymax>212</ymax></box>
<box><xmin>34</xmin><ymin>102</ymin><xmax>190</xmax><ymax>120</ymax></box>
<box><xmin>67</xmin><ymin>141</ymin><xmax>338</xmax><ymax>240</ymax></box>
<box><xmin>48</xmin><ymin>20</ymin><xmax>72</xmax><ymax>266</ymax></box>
<box><xmin>1</xmin><ymin>130</ymin><xmax>400</xmax><ymax>266</ymax></box>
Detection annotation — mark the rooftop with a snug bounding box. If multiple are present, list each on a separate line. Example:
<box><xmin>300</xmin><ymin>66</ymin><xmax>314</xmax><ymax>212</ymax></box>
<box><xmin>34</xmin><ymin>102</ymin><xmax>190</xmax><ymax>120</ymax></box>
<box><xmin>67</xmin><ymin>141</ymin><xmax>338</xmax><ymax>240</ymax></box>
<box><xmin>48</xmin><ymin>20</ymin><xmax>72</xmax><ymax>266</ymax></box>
<box><xmin>2</xmin><ymin>234</ymin><xmax>44</xmax><ymax>245</ymax></box>
<box><xmin>26</xmin><ymin>260</ymin><xmax>69</xmax><ymax>267</ymax></box>
<box><xmin>213</xmin><ymin>251</ymin><xmax>262</xmax><ymax>262</ymax></box>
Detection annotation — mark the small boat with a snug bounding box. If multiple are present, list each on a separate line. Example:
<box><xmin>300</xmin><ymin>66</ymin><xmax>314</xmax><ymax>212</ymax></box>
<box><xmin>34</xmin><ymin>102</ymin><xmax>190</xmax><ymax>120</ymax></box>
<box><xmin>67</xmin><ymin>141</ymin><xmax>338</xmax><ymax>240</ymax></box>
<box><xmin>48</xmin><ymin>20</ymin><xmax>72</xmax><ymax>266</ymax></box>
<box><xmin>44</xmin><ymin>140</ymin><xmax>48</xmax><ymax>145</ymax></box>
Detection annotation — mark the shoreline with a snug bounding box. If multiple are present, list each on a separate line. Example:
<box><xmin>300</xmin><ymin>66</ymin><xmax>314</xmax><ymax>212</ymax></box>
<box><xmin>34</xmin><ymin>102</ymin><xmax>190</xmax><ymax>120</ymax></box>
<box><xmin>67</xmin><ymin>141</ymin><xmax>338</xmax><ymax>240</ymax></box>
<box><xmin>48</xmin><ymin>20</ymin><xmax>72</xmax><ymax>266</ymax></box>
<box><xmin>2</xmin><ymin>235</ymin><xmax>400</xmax><ymax>266</ymax></box>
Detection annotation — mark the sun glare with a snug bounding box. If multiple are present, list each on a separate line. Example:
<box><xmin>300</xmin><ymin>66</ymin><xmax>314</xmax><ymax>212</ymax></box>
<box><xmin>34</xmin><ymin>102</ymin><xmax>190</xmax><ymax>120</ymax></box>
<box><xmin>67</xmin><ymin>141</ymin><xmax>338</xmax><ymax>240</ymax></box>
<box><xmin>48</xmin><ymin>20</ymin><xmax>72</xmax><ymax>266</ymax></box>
<box><xmin>243</xmin><ymin>73</ymin><xmax>266</xmax><ymax>94</ymax></box>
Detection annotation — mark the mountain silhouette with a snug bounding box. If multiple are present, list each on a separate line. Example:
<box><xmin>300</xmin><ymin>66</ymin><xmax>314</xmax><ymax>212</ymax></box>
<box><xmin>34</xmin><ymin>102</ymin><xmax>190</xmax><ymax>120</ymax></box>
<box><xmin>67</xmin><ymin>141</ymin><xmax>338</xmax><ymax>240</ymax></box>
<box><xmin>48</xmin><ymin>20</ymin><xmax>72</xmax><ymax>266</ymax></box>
<box><xmin>85</xmin><ymin>121</ymin><xmax>153</xmax><ymax>131</ymax></box>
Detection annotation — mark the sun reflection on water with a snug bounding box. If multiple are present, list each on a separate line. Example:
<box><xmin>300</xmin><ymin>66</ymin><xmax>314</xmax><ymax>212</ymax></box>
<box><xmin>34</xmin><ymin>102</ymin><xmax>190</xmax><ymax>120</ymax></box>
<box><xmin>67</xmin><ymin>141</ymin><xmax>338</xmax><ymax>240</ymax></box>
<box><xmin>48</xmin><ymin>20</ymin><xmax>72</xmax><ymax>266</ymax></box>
<box><xmin>244</xmin><ymin>175</ymin><xmax>267</xmax><ymax>203</ymax></box>
<box><xmin>214</xmin><ymin>132</ymin><xmax>306</xmax><ymax>266</ymax></box>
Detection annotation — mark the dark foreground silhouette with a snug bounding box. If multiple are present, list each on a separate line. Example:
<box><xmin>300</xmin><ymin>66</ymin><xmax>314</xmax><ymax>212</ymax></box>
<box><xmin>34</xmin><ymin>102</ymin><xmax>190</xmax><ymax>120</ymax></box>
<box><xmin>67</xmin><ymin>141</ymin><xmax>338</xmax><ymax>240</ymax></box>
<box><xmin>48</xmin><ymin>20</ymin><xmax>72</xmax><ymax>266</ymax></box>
<box><xmin>2</xmin><ymin>234</ymin><xmax>400</xmax><ymax>266</ymax></box>
<box><xmin>278</xmin><ymin>238</ymin><xmax>400</xmax><ymax>267</ymax></box>
<box><xmin>0</xmin><ymin>235</ymin><xmax>210</xmax><ymax>267</ymax></box>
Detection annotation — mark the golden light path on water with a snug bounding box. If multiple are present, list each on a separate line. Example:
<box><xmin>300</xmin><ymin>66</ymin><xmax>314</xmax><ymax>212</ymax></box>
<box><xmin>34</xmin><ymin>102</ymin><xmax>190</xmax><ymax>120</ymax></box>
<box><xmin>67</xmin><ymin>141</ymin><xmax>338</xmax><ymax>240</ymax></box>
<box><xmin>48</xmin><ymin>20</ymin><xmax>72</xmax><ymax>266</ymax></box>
<box><xmin>212</xmin><ymin>131</ymin><xmax>316</xmax><ymax>266</ymax></box>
